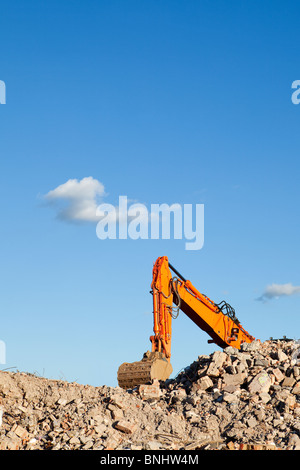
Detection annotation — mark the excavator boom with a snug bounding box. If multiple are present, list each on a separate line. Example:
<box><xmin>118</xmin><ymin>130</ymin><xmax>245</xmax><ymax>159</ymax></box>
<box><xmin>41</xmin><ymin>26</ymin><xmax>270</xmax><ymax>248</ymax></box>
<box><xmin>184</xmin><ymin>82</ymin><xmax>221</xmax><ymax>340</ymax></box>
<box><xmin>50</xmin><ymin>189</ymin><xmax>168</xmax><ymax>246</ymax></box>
<box><xmin>117</xmin><ymin>256</ymin><xmax>255</xmax><ymax>389</ymax></box>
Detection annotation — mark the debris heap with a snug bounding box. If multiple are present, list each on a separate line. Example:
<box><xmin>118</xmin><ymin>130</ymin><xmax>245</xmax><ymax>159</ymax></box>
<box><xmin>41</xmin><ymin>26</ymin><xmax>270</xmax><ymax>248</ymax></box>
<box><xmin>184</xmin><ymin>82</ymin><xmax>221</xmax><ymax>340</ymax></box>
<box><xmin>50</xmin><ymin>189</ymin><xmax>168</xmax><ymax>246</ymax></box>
<box><xmin>0</xmin><ymin>339</ymin><xmax>299</xmax><ymax>450</ymax></box>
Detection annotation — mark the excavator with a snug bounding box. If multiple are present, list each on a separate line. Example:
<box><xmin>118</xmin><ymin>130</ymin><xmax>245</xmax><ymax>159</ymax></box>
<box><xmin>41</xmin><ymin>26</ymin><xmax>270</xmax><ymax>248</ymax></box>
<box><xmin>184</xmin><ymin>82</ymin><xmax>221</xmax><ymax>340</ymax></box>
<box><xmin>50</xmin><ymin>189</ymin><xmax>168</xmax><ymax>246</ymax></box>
<box><xmin>117</xmin><ymin>256</ymin><xmax>255</xmax><ymax>389</ymax></box>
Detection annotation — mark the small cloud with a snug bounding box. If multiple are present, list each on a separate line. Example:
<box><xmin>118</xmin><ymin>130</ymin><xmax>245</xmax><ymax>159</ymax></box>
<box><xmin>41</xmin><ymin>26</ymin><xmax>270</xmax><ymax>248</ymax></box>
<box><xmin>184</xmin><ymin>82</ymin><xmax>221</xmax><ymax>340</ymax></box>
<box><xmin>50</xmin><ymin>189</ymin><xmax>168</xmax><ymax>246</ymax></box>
<box><xmin>257</xmin><ymin>283</ymin><xmax>300</xmax><ymax>302</ymax></box>
<box><xmin>44</xmin><ymin>177</ymin><xmax>105</xmax><ymax>223</ymax></box>
<box><xmin>43</xmin><ymin>180</ymin><xmax>184</xmax><ymax>233</ymax></box>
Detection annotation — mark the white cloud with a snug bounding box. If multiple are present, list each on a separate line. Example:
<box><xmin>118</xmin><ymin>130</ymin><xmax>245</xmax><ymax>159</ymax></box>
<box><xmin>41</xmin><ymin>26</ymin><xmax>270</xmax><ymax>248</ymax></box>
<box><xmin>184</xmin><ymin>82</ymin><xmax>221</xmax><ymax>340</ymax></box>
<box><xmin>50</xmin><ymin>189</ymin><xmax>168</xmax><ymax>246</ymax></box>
<box><xmin>257</xmin><ymin>283</ymin><xmax>300</xmax><ymax>302</ymax></box>
<box><xmin>44</xmin><ymin>177</ymin><xmax>105</xmax><ymax>222</ymax></box>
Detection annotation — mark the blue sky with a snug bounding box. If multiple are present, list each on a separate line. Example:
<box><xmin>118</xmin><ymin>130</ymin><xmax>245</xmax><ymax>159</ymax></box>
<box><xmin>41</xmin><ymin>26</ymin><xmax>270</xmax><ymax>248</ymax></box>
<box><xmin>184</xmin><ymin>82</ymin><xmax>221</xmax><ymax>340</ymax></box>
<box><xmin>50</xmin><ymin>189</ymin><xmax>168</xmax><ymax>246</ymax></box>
<box><xmin>0</xmin><ymin>0</ymin><xmax>300</xmax><ymax>387</ymax></box>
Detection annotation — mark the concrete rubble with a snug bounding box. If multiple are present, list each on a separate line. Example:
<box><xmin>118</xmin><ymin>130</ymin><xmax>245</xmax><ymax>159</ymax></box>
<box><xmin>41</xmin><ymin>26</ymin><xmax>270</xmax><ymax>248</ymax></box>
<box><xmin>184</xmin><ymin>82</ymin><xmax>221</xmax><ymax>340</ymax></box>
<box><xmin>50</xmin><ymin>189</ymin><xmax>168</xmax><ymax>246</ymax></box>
<box><xmin>0</xmin><ymin>339</ymin><xmax>300</xmax><ymax>450</ymax></box>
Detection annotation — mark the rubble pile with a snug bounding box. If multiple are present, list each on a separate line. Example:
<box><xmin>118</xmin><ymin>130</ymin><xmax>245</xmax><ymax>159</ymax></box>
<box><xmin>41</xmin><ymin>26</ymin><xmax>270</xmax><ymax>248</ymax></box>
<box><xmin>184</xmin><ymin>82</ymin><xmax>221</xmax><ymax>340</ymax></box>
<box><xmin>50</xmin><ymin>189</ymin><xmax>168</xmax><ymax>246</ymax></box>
<box><xmin>0</xmin><ymin>339</ymin><xmax>299</xmax><ymax>450</ymax></box>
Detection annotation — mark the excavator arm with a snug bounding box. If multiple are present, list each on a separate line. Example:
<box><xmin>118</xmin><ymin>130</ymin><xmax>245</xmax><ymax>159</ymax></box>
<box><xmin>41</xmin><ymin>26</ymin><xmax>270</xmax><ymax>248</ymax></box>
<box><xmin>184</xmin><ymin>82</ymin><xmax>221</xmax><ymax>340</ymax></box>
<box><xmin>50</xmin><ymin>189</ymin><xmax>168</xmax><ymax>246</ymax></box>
<box><xmin>117</xmin><ymin>256</ymin><xmax>255</xmax><ymax>389</ymax></box>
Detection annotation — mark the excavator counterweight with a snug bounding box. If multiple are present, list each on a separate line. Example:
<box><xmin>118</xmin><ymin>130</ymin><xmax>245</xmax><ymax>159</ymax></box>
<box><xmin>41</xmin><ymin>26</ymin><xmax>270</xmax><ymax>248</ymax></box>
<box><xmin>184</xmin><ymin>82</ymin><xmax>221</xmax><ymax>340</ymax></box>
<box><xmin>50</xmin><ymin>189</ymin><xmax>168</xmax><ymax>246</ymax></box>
<box><xmin>117</xmin><ymin>256</ymin><xmax>255</xmax><ymax>389</ymax></box>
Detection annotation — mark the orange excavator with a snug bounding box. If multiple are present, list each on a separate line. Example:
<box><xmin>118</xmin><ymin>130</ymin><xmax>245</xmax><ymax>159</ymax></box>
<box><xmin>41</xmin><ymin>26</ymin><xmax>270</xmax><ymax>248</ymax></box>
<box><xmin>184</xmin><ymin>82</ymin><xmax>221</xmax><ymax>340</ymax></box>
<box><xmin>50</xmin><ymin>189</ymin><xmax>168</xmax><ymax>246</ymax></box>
<box><xmin>117</xmin><ymin>256</ymin><xmax>255</xmax><ymax>389</ymax></box>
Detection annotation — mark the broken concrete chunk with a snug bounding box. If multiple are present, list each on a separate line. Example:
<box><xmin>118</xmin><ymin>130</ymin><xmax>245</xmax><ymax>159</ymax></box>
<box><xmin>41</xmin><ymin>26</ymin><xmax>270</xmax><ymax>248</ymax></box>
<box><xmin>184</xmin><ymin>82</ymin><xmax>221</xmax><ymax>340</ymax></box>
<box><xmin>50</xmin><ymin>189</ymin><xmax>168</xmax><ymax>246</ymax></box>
<box><xmin>114</xmin><ymin>420</ymin><xmax>137</xmax><ymax>434</ymax></box>
<box><xmin>272</xmin><ymin>368</ymin><xmax>285</xmax><ymax>383</ymax></box>
<box><xmin>197</xmin><ymin>376</ymin><xmax>213</xmax><ymax>390</ymax></box>
<box><xmin>248</xmin><ymin>371</ymin><xmax>272</xmax><ymax>394</ymax></box>
<box><xmin>277</xmin><ymin>349</ymin><xmax>288</xmax><ymax>362</ymax></box>
<box><xmin>13</xmin><ymin>425</ymin><xmax>28</xmax><ymax>440</ymax></box>
<box><xmin>223</xmin><ymin>392</ymin><xmax>239</xmax><ymax>404</ymax></box>
<box><xmin>138</xmin><ymin>379</ymin><xmax>161</xmax><ymax>401</ymax></box>
<box><xmin>207</xmin><ymin>351</ymin><xmax>227</xmax><ymax>377</ymax></box>
<box><xmin>223</xmin><ymin>372</ymin><xmax>247</xmax><ymax>388</ymax></box>
<box><xmin>170</xmin><ymin>388</ymin><xmax>187</xmax><ymax>403</ymax></box>
<box><xmin>0</xmin><ymin>338</ymin><xmax>299</xmax><ymax>450</ymax></box>
<box><xmin>240</xmin><ymin>340</ymin><xmax>261</xmax><ymax>352</ymax></box>
<box><xmin>292</xmin><ymin>382</ymin><xmax>300</xmax><ymax>395</ymax></box>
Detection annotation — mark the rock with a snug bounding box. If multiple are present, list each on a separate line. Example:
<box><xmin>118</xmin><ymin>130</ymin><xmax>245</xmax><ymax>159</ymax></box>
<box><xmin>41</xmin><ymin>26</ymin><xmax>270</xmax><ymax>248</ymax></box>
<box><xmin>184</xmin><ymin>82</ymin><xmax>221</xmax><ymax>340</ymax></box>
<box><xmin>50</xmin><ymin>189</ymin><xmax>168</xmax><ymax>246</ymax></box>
<box><xmin>248</xmin><ymin>371</ymin><xmax>272</xmax><ymax>394</ymax></box>
<box><xmin>223</xmin><ymin>372</ymin><xmax>247</xmax><ymax>388</ymax></box>
<box><xmin>240</xmin><ymin>340</ymin><xmax>261</xmax><ymax>351</ymax></box>
<box><xmin>222</xmin><ymin>392</ymin><xmax>239</xmax><ymax>404</ymax></box>
<box><xmin>139</xmin><ymin>379</ymin><xmax>161</xmax><ymax>401</ymax></box>
<box><xmin>13</xmin><ymin>424</ymin><xmax>28</xmax><ymax>440</ymax></box>
<box><xmin>145</xmin><ymin>440</ymin><xmax>161</xmax><ymax>450</ymax></box>
<box><xmin>277</xmin><ymin>349</ymin><xmax>288</xmax><ymax>362</ymax></box>
<box><xmin>104</xmin><ymin>431</ymin><xmax>122</xmax><ymax>450</ymax></box>
<box><xmin>272</xmin><ymin>368</ymin><xmax>285</xmax><ymax>383</ymax></box>
<box><xmin>282</xmin><ymin>376</ymin><xmax>296</xmax><ymax>388</ymax></box>
<box><xmin>206</xmin><ymin>362</ymin><xmax>220</xmax><ymax>378</ymax></box>
<box><xmin>292</xmin><ymin>382</ymin><xmax>300</xmax><ymax>395</ymax></box>
<box><xmin>69</xmin><ymin>436</ymin><xmax>80</xmax><ymax>446</ymax></box>
<box><xmin>197</xmin><ymin>376</ymin><xmax>213</xmax><ymax>390</ymax></box>
<box><xmin>0</xmin><ymin>339</ymin><xmax>299</xmax><ymax>450</ymax></box>
<box><xmin>259</xmin><ymin>392</ymin><xmax>271</xmax><ymax>404</ymax></box>
<box><xmin>114</xmin><ymin>420</ymin><xmax>137</xmax><ymax>434</ymax></box>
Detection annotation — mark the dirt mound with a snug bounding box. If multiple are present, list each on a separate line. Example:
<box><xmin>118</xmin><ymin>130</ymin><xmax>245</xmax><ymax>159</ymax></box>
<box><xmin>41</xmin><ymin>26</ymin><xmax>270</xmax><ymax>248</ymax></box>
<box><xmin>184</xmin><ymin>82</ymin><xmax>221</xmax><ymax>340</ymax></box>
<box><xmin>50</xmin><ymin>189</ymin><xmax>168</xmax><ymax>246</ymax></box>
<box><xmin>0</xmin><ymin>339</ymin><xmax>299</xmax><ymax>450</ymax></box>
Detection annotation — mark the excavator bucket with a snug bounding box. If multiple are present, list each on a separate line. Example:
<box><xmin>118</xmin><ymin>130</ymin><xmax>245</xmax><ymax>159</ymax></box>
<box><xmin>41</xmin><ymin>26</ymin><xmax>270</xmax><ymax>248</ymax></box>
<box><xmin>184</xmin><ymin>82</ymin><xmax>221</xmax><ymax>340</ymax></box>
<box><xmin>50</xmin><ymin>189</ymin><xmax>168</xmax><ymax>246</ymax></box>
<box><xmin>117</xmin><ymin>351</ymin><xmax>173</xmax><ymax>389</ymax></box>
